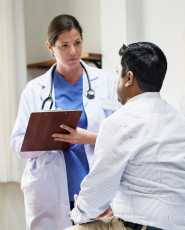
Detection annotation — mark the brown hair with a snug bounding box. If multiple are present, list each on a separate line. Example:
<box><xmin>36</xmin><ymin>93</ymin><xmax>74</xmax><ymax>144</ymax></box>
<box><xmin>47</xmin><ymin>14</ymin><xmax>83</xmax><ymax>46</ymax></box>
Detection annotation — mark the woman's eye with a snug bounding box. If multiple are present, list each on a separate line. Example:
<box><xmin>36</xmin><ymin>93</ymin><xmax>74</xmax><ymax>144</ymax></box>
<box><xmin>62</xmin><ymin>44</ymin><xmax>68</xmax><ymax>48</ymax></box>
<box><xmin>75</xmin><ymin>41</ymin><xmax>81</xmax><ymax>45</ymax></box>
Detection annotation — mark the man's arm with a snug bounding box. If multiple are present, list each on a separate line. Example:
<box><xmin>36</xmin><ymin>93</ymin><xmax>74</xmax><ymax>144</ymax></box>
<box><xmin>70</xmin><ymin>117</ymin><xmax>132</xmax><ymax>224</ymax></box>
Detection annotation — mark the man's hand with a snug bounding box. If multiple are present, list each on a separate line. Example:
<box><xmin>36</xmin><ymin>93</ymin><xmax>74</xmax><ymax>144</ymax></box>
<box><xmin>52</xmin><ymin>125</ymin><xmax>98</xmax><ymax>146</ymax></box>
<box><xmin>96</xmin><ymin>205</ymin><xmax>113</xmax><ymax>220</ymax></box>
<box><xmin>68</xmin><ymin>194</ymin><xmax>79</xmax><ymax>224</ymax></box>
<box><xmin>69</xmin><ymin>196</ymin><xmax>113</xmax><ymax>223</ymax></box>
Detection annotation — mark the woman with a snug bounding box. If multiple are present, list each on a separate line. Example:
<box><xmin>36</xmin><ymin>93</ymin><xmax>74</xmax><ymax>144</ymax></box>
<box><xmin>11</xmin><ymin>14</ymin><xmax>118</xmax><ymax>230</ymax></box>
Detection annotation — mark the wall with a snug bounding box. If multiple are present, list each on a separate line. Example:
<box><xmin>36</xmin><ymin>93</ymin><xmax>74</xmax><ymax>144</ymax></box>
<box><xmin>100</xmin><ymin>0</ymin><xmax>127</xmax><ymax>80</ymax></box>
<box><xmin>126</xmin><ymin>0</ymin><xmax>185</xmax><ymax>111</ymax></box>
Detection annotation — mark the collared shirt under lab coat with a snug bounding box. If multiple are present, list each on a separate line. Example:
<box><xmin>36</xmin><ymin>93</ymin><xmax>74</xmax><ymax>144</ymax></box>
<box><xmin>10</xmin><ymin>60</ymin><xmax>118</xmax><ymax>230</ymax></box>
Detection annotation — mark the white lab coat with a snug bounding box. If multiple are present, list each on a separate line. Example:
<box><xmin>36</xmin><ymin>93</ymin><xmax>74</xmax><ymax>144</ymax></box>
<box><xmin>10</xmin><ymin>61</ymin><xmax>118</xmax><ymax>230</ymax></box>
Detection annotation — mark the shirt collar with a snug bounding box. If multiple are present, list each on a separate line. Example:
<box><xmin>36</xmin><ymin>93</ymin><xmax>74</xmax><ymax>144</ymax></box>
<box><xmin>125</xmin><ymin>92</ymin><xmax>161</xmax><ymax>105</ymax></box>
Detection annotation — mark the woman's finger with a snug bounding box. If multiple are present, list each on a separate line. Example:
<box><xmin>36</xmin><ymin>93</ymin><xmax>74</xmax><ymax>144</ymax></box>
<box><xmin>60</xmin><ymin>124</ymin><xmax>75</xmax><ymax>133</ymax></box>
<box><xmin>52</xmin><ymin>134</ymin><xmax>70</xmax><ymax>139</ymax></box>
<box><xmin>54</xmin><ymin>138</ymin><xmax>72</xmax><ymax>143</ymax></box>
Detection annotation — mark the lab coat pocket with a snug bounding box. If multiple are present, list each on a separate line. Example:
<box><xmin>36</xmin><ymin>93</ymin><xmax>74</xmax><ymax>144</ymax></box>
<box><xmin>23</xmin><ymin>164</ymin><xmax>58</xmax><ymax>205</ymax></box>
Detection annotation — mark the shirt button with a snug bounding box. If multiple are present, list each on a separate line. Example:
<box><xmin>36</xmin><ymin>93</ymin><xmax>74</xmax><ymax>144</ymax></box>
<box><xmin>62</xmin><ymin>173</ymin><xmax>66</xmax><ymax>177</ymax></box>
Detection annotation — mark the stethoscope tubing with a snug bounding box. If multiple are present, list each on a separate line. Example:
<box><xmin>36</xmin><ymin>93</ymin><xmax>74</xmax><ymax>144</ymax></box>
<box><xmin>80</xmin><ymin>61</ymin><xmax>92</xmax><ymax>91</ymax></box>
<box><xmin>41</xmin><ymin>62</ymin><xmax>95</xmax><ymax>110</ymax></box>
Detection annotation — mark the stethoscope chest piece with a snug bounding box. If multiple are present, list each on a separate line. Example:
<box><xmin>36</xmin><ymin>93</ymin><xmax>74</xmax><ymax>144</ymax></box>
<box><xmin>41</xmin><ymin>62</ymin><xmax>96</xmax><ymax>110</ymax></box>
<box><xmin>86</xmin><ymin>89</ymin><xmax>95</xmax><ymax>99</ymax></box>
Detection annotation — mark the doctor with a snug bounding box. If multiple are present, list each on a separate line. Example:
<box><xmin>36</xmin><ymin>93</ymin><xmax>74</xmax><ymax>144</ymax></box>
<box><xmin>10</xmin><ymin>14</ymin><xmax>118</xmax><ymax>230</ymax></box>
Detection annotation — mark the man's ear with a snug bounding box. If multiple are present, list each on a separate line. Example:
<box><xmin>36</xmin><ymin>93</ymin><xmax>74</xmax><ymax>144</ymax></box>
<box><xmin>46</xmin><ymin>41</ymin><xmax>54</xmax><ymax>55</ymax></box>
<box><xmin>125</xmin><ymin>71</ymin><xmax>134</xmax><ymax>87</ymax></box>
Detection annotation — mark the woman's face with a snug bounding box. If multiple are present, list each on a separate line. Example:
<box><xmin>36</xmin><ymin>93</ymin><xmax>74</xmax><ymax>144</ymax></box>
<box><xmin>47</xmin><ymin>28</ymin><xmax>82</xmax><ymax>70</ymax></box>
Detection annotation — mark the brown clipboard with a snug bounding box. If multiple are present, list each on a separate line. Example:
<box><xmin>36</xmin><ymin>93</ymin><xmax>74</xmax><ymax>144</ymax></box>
<box><xmin>21</xmin><ymin>110</ymin><xmax>82</xmax><ymax>152</ymax></box>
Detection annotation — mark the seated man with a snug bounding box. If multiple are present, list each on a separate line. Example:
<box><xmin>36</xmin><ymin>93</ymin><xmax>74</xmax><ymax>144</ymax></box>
<box><xmin>65</xmin><ymin>42</ymin><xmax>185</xmax><ymax>230</ymax></box>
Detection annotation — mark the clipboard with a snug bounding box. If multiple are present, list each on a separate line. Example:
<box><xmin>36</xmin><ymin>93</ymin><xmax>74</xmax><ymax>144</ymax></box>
<box><xmin>21</xmin><ymin>110</ymin><xmax>82</xmax><ymax>152</ymax></box>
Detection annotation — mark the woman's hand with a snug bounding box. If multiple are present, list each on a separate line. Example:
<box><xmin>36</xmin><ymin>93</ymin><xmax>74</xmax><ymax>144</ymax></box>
<box><xmin>52</xmin><ymin>125</ymin><xmax>98</xmax><ymax>146</ymax></box>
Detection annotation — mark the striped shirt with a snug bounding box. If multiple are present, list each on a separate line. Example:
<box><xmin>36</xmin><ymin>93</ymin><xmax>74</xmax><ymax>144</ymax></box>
<box><xmin>71</xmin><ymin>92</ymin><xmax>185</xmax><ymax>230</ymax></box>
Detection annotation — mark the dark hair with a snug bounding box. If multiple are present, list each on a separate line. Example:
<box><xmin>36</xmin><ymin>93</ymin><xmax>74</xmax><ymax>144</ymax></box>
<box><xmin>119</xmin><ymin>42</ymin><xmax>167</xmax><ymax>92</ymax></box>
<box><xmin>47</xmin><ymin>14</ymin><xmax>83</xmax><ymax>46</ymax></box>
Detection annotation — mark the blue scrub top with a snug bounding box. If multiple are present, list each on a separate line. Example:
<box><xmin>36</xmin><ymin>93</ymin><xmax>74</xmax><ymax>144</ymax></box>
<box><xmin>54</xmin><ymin>71</ymin><xmax>89</xmax><ymax>201</ymax></box>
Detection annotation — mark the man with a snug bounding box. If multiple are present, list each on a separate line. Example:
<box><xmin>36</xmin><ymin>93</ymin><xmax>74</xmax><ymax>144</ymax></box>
<box><xmin>65</xmin><ymin>42</ymin><xmax>185</xmax><ymax>230</ymax></box>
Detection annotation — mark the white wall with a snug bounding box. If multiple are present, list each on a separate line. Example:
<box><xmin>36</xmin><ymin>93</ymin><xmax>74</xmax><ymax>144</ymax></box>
<box><xmin>63</xmin><ymin>0</ymin><xmax>101</xmax><ymax>54</ymax></box>
<box><xmin>126</xmin><ymin>0</ymin><xmax>185</xmax><ymax>111</ymax></box>
<box><xmin>100</xmin><ymin>0</ymin><xmax>127</xmax><ymax>80</ymax></box>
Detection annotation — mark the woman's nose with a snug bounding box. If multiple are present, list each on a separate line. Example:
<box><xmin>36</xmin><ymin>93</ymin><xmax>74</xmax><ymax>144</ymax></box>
<box><xmin>69</xmin><ymin>45</ymin><xmax>76</xmax><ymax>54</ymax></box>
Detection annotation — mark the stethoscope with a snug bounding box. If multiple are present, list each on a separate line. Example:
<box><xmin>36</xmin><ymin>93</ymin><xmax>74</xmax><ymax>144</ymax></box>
<box><xmin>41</xmin><ymin>62</ymin><xmax>95</xmax><ymax>110</ymax></box>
